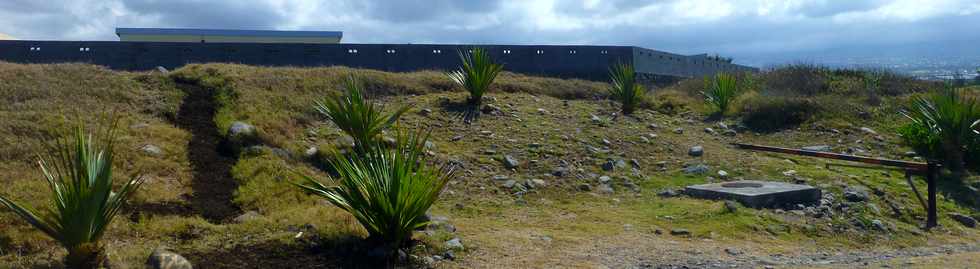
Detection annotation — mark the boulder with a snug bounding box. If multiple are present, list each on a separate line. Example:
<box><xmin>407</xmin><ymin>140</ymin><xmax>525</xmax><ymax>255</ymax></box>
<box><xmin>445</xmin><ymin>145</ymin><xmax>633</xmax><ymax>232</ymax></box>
<box><xmin>949</xmin><ymin>213</ymin><xmax>977</xmax><ymax>228</ymax></box>
<box><xmin>445</xmin><ymin>238</ymin><xmax>464</xmax><ymax>251</ymax></box>
<box><xmin>226</xmin><ymin>121</ymin><xmax>259</xmax><ymax>152</ymax></box>
<box><xmin>147</xmin><ymin>247</ymin><xmax>192</xmax><ymax>269</ymax></box>
<box><xmin>843</xmin><ymin>187</ymin><xmax>869</xmax><ymax>202</ymax></box>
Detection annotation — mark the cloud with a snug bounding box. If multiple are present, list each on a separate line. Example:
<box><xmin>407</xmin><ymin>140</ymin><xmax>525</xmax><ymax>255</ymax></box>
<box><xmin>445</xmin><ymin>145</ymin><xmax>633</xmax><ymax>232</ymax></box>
<box><xmin>0</xmin><ymin>0</ymin><xmax>978</xmax><ymax>65</ymax></box>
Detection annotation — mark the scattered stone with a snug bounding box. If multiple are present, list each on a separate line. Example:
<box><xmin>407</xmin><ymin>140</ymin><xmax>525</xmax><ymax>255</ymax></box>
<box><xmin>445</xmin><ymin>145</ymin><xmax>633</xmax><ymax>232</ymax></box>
<box><xmin>304</xmin><ymin>146</ymin><xmax>318</xmax><ymax>158</ymax></box>
<box><xmin>871</xmin><ymin>219</ymin><xmax>888</xmax><ymax>231</ymax></box>
<box><xmin>658</xmin><ymin>189</ymin><xmax>679</xmax><ymax>198</ymax></box>
<box><xmin>704</xmin><ymin>127</ymin><xmax>717</xmax><ymax>135</ymax></box>
<box><xmin>949</xmin><ymin>213</ymin><xmax>977</xmax><ymax>228</ymax></box>
<box><xmin>860</xmin><ymin>127</ymin><xmax>878</xmax><ymax>135</ymax></box>
<box><xmin>552</xmin><ymin>167</ymin><xmax>569</xmax><ymax>177</ymax></box>
<box><xmin>481</xmin><ymin>104</ymin><xmax>501</xmax><ymax>114</ymax></box>
<box><xmin>724</xmin><ymin>248</ymin><xmax>743</xmax><ymax>256</ymax></box>
<box><xmin>443</xmin><ymin>250</ymin><xmax>456</xmax><ymax>261</ymax></box>
<box><xmin>141</xmin><ymin>144</ymin><xmax>163</xmax><ymax>156</ymax></box>
<box><xmin>673</xmin><ymin>128</ymin><xmax>684</xmax><ymax>134</ymax></box>
<box><xmin>802</xmin><ymin>145</ymin><xmax>832</xmax><ymax>152</ymax></box>
<box><xmin>227</xmin><ymin>121</ymin><xmax>258</xmax><ymax>150</ymax></box>
<box><xmin>717</xmin><ymin>170</ymin><xmax>729</xmax><ymax>179</ymax></box>
<box><xmin>844</xmin><ymin>187</ymin><xmax>870</xmax><ymax>202</ymax></box>
<box><xmin>724</xmin><ymin>200</ymin><xmax>739</xmax><ymax>213</ymax></box>
<box><xmin>639</xmin><ymin>136</ymin><xmax>650</xmax><ymax>143</ymax></box>
<box><xmin>598</xmin><ymin>176</ymin><xmax>612</xmax><ymax>184</ymax></box>
<box><xmin>683</xmin><ymin>164</ymin><xmax>710</xmax><ymax>175</ymax></box>
<box><xmin>669</xmin><ymin>229</ymin><xmax>690</xmax><ymax>236</ymax></box>
<box><xmin>782</xmin><ymin>170</ymin><xmax>797</xmax><ymax>176</ymax></box>
<box><xmin>445</xmin><ymin>238</ymin><xmax>464</xmax><ymax>251</ymax></box>
<box><xmin>502</xmin><ymin>155</ymin><xmax>520</xmax><ymax>169</ymax></box>
<box><xmin>597</xmin><ymin>184</ymin><xmax>615</xmax><ymax>194</ymax></box>
<box><xmin>578</xmin><ymin>183</ymin><xmax>592</xmax><ymax>191</ymax></box>
<box><xmin>630</xmin><ymin>159</ymin><xmax>641</xmax><ymax>168</ymax></box>
<box><xmin>722</xmin><ymin>129</ymin><xmax>737</xmax><ymax>137</ymax></box>
<box><xmin>502</xmin><ymin>180</ymin><xmax>518</xmax><ymax>189</ymax></box>
<box><xmin>147</xmin><ymin>247</ymin><xmax>192</xmax><ymax>269</ymax></box>
<box><xmin>601</xmin><ymin>139</ymin><xmax>612</xmax><ymax>146</ymax></box>
<box><xmin>233</xmin><ymin>211</ymin><xmax>261</xmax><ymax>223</ymax></box>
<box><xmin>648</xmin><ymin>123</ymin><xmax>660</xmax><ymax>129</ymax></box>
<box><xmin>688</xmin><ymin>146</ymin><xmax>704</xmax><ymax>157</ymax></box>
<box><xmin>529</xmin><ymin>179</ymin><xmax>547</xmax><ymax>188</ymax></box>
<box><xmin>419</xmin><ymin>108</ymin><xmax>433</xmax><ymax>116</ymax></box>
<box><xmin>537</xmin><ymin>108</ymin><xmax>548</xmax><ymax>114</ymax></box>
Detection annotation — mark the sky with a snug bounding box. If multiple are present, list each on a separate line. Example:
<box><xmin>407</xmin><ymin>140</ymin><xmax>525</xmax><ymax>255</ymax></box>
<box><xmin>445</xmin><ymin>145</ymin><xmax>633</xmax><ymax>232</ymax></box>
<box><xmin>1</xmin><ymin>0</ymin><xmax>979</xmax><ymax>66</ymax></box>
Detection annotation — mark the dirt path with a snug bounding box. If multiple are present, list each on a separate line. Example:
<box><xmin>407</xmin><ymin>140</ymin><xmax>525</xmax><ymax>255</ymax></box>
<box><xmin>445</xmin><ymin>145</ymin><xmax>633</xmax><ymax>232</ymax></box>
<box><xmin>175</xmin><ymin>83</ymin><xmax>242</xmax><ymax>223</ymax></box>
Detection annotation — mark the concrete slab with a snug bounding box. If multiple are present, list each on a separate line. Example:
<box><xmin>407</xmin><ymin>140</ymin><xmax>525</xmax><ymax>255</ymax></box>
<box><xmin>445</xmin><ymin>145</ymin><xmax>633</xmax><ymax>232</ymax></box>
<box><xmin>684</xmin><ymin>180</ymin><xmax>821</xmax><ymax>208</ymax></box>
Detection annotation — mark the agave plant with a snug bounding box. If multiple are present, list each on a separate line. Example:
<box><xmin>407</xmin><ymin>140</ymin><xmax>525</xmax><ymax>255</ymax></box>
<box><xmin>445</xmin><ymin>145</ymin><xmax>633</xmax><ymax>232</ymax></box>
<box><xmin>448</xmin><ymin>48</ymin><xmax>504</xmax><ymax>107</ymax></box>
<box><xmin>902</xmin><ymin>86</ymin><xmax>980</xmax><ymax>172</ymax></box>
<box><xmin>608</xmin><ymin>63</ymin><xmax>646</xmax><ymax>114</ymax></box>
<box><xmin>702</xmin><ymin>73</ymin><xmax>740</xmax><ymax>115</ymax></box>
<box><xmin>294</xmin><ymin>130</ymin><xmax>454</xmax><ymax>248</ymax></box>
<box><xmin>314</xmin><ymin>75</ymin><xmax>410</xmax><ymax>150</ymax></box>
<box><xmin>0</xmin><ymin>123</ymin><xmax>144</xmax><ymax>268</ymax></box>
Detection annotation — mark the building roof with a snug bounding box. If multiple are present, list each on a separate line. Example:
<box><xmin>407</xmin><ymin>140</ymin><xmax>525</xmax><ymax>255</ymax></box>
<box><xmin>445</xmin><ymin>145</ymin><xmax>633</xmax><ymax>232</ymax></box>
<box><xmin>115</xmin><ymin>28</ymin><xmax>343</xmax><ymax>39</ymax></box>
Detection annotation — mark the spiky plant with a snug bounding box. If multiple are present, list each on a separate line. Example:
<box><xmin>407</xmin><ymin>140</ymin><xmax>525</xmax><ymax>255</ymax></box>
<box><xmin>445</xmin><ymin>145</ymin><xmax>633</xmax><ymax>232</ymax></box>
<box><xmin>902</xmin><ymin>85</ymin><xmax>980</xmax><ymax>173</ymax></box>
<box><xmin>608</xmin><ymin>63</ymin><xmax>646</xmax><ymax>114</ymax></box>
<box><xmin>295</xmin><ymin>130</ymin><xmax>455</xmax><ymax>248</ymax></box>
<box><xmin>0</xmin><ymin>123</ymin><xmax>144</xmax><ymax>268</ymax></box>
<box><xmin>702</xmin><ymin>73</ymin><xmax>740</xmax><ymax>114</ymax></box>
<box><xmin>864</xmin><ymin>70</ymin><xmax>883</xmax><ymax>105</ymax></box>
<box><xmin>448</xmin><ymin>48</ymin><xmax>504</xmax><ymax>107</ymax></box>
<box><xmin>314</xmin><ymin>75</ymin><xmax>410</xmax><ymax>150</ymax></box>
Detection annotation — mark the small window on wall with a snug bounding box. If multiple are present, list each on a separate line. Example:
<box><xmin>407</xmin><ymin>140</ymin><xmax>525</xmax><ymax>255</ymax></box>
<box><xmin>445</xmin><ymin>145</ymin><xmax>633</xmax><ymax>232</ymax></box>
<box><xmin>503</xmin><ymin>49</ymin><xmax>511</xmax><ymax>54</ymax></box>
<box><xmin>386</xmin><ymin>49</ymin><xmax>396</xmax><ymax>54</ymax></box>
<box><xmin>600</xmin><ymin>50</ymin><xmax>608</xmax><ymax>54</ymax></box>
<box><xmin>535</xmin><ymin>50</ymin><xmax>544</xmax><ymax>54</ymax></box>
<box><xmin>569</xmin><ymin>50</ymin><xmax>577</xmax><ymax>54</ymax></box>
<box><xmin>347</xmin><ymin>49</ymin><xmax>358</xmax><ymax>54</ymax></box>
<box><xmin>432</xmin><ymin>49</ymin><xmax>442</xmax><ymax>54</ymax></box>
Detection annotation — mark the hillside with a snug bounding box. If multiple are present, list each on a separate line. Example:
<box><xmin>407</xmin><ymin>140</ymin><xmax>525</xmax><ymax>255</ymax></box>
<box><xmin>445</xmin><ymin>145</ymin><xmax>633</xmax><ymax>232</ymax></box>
<box><xmin>0</xmin><ymin>62</ymin><xmax>978</xmax><ymax>268</ymax></box>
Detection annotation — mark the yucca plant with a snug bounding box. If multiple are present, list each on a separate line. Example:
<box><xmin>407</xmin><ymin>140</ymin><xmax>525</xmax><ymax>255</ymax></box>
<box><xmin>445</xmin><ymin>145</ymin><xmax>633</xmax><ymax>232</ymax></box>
<box><xmin>314</xmin><ymin>75</ymin><xmax>410</xmax><ymax>151</ymax></box>
<box><xmin>608</xmin><ymin>63</ymin><xmax>646</xmax><ymax>114</ymax></box>
<box><xmin>902</xmin><ymin>86</ymin><xmax>980</xmax><ymax>173</ymax></box>
<box><xmin>294</xmin><ymin>130</ymin><xmax>455</xmax><ymax>248</ymax></box>
<box><xmin>864</xmin><ymin>70</ymin><xmax>883</xmax><ymax>105</ymax></box>
<box><xmin>702</xmin><ymin>73</ymin><xmax>740</xmax><ymax>115</ymax></box>
<box><xmin>0</xmin><ymin>123</ymin><xmax>144</xmax><ymax>268</ymax></box>
<box><xmin>448</xmin><ymin>48</ymin><xmax>504</xmax><ymax>107</ymax></box>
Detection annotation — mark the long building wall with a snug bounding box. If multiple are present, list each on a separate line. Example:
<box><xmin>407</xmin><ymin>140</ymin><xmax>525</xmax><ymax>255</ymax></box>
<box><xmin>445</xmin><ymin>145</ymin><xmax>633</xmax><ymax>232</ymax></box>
<box><xmin>0</xmin><ymin>41</ymin><xmax>755</xmax><ymax>81</ymax></box>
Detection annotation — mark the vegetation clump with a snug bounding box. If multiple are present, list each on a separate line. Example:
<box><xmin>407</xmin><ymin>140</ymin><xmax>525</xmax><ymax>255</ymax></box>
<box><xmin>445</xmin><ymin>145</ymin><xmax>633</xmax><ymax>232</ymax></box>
<box><xmin>314</xmin><ymin>76</ymin><xmax>410</xmax><ymax>150</ymax></box>
<box><xmin>900</xmin><ymin>86</ymin><xmax>980</xmax><ymax>173</ymax></box>
<box><xmin>740</xmin><ymin>96</ymin><xmax>820</xmax><ymax>132</ymax></box>
<box><xmin>0</xmin><ymin>122</ymin><xmax>144</xmax><ymax>269</ymax></box>
<box><xmin>607</xmin><ymin>63</ymin><xmax>646</xmax><ymax>114</ymax></box>
<box><xmin>448</xmin><ymin>48</ymin><xmax>504</xmax><ymax>107</ymax></box>
<box><xmin>702</xmin><ymin>73</ymin><xmax>740</xmax><ymax>115</ymax></box>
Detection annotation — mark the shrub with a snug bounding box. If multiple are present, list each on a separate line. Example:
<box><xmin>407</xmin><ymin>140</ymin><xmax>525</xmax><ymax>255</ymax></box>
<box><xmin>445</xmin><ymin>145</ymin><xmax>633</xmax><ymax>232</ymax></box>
<box><xmin>702</xmin><ymin>73</ymin><xmax>740</xmax><ymax>114</ymax></box>
<box><xmin>864</xmin><ymin>71</ymin><xmax>883</xmax><ymax>105</ymax></box>
<box><xmin>448</xmin><ymin>48</ymin><xmax>504</xmax><ymax>106</ymax></box>
<box><xmin>608</xmin><ymin>63</ymin><xmax>646</xmax><ymax>114</ymax></box>
<box><xmin>763</xmin><ymin>64</ymin><xmax>829</xmax><ymax>95</ymax></box>
<box><xmin>314</xmin><ymin>76</ymin><xmax>410</xmax><ymax>150</ymax></box>
<box><xmin>740</xmin><ymin>96</ymin><xmax>820</xmax><ymax>132</ymax></box>
<box><xmin>0</xmin><ymin>123</ymin><xmax>145</xmax><ymax>268</ymax></box>
<box><xmin>902</xmin><ymin>86</ymin><xmax>980</xmax><ymax>172</ymax></box>
<box><xmin>294</xmin><ymin>131</ymin><xmax>455</xmax><ymax>248</ymax></box>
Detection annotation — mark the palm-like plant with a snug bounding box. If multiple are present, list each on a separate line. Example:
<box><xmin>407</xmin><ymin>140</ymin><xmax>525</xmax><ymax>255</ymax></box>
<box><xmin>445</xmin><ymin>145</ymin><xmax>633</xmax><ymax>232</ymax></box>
<box><xmin>315</xmin><ymin>76</ymin><xmax>410</xmax><ymax>150</ymax></box>
<box><xmin>295</xmin><ymin>131</ymin><xmax>455</xmax><ymax>248</ymax></box>
<box><xmin>903</xmin><ymin>86</ymin><xmax>980</xmax><ymax>172</ymax></box>
<box><xmin>608</xmin><ymin>63</ymin><xmax>646</xmax><ymax>114</ymax></box>
<box><xmin>702</xmin><ymin>73</ymin><xmax>740</xmax><ymax>114</ymax></box>
<box><xmin>0</xmin><ymin>123</ymin><xmax>144</xmax><ymax>268</ymax></box>
<box><xmin>448</xmin><ymin>48</ymin><xmax>504</xmax><ymax>107</ymax></box>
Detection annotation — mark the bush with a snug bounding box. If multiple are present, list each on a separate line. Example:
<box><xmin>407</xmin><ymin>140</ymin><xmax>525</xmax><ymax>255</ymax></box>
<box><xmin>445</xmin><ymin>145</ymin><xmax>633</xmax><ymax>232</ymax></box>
<box><xmin>608</xmin><ymin>63</ymin><xmax>646</xmax><ymax>114</ymax></box>
<box><xmin>314</xmin><ymin>76</ymin><xmax>410</xmax><ymax>151</ymax></box>
<box><xmin>294</xmin><ymin>131</ymin><xmax>455</xmax><ymax>248</ymax></box>
<box><xmin>702</xmin><ymin>73</ymin><xmax>740</xmax><ymax>115</ymax></box>
<box><xmin>0</xmin><ymin>122</ymin><xmax>145</xmax><ymax>268</ymax></box>
<box><xmin>902</xmin><ymin>86</ymin><xmax>980</xmax><ymax>172</ymax></box>
<box><xmin>740</xmin><ymin>96</ymin><xmax>821</xmax><ymax>132</ymax></box>
<box><xmin>763</xmin><ymin>64</ymin><xmax>830</xmax><ymax>95</ymax></box>
<box><xmin>448</xmin><ymin>48</ymin><xmax>504</xmax><ymax>106</ymax></box>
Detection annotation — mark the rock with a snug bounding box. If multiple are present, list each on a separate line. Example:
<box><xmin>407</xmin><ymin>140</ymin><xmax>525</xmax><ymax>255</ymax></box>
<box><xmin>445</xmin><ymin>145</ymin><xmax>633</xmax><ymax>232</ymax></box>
<box><xmin>598</xmin><ymin>176</ymin><xmax>612</xmax><ymax>184</ymax></box>
<box><xmin>860</xmin><ymin>127</ymin><xmax>878</xmax><ymax>135</ymax></box>
<box><xmin>419</xmin><ymin>108</ymin><xmax>433</xmax><ymax>116</ymax></box>
<box><xmin>334</xmin><ymin>136</ymin><xmax>356</xmax><ymax>149</ymax></box>
<box><xmin>578</xmin><ymin>183</ymin><xmax>592</xmax><ymax>191</ymax></box>
<box><xmin>688</xmin><ymin>146</ymin><xmax>704</xmax><ymax>157</ymax></box>
<box><xmin>601</xmin><ymin>139</ymin><xmax>612</xmax><ymax>146</ymax></box>
<box><xmin>802</xmin><ymin>145</ymin><xmax>832</xmax><ymax>152</ymax></box>
<box><xmin>782</xmin><ymin>170</ymin><xmax>797</xmax><ymax>176</ymax></box>
<box><xmin>602</xmin><ymin>159</ymin><xmax>625</xmax><ymax>171</ymax></box>
<box><xmin>502</xmin><ymin>155</ymin><xmax>520</xmax><ymax>169</ymax></box>
<box><xmin>445</xmin><ymin>238</ymin><xmax>464</xmax><ymax>251</ymax></box>
<box><xmin>672</xmin><ymin>128</ymin><xmax>684</xmax><ymax>134</ymax></box>
<box><xmin>147</xmin><ymin>247</ymin><xmax>192</xmax><ymax>269</ymax></box>
<box><xmin>843</xmin><ymin>187</ymin><xmax>869</xmax><ymax>202</ymax></box>
<box><xmin>683</xmin><ymin>164</ymin><xmax>710</xmax><ymax>175</ymax></box>
<box><xmin>537</xmin><ymin>108</ymin><xmax>548</xmax><ymax>114</ymax></box>
<box><xmin>639</xmin><ymin>136</ymin><xmax>650</xmax><ymax>143</ymax></box>
<box><xmin>304</xmin><ymin>146</ymin><xmax>318</xmax><ymax>158</ymax></box>
<box><xmin>481</xmin><ymin>104</ymin><xmax>501</xmax><ymax>114</ymax></box>
<box><xmin>424</xmin><ymin>141</ymin><xmax>436</xmax><ymax>150</ymax></box>
<box><xmin>529</xmin><ymin>179</ymin><xmax>547</xmax><ymax>188</ymax></box>
<box><xmin>704</xmin><ymin>128</ymin><xmax>717</xmax><ymax>135</ymax></box>
<box><xmin>227</xmin><ymin>121</ymin><xmax>259</xmax><ymax>151</ymax></box>
<box><xmin>718</xmin><ymin>122</ymin><xmax>730</xmax><ymax>130</ymax></box>
<box><xmin>717</xmin><ymin>170</ymin><xmax>729</xmax><ymax>179</ymax></box>
<box><xmin>630</xmin><ymin>159</ymin><xmax>641</xmax><ymax>168</ymax></box>
<box><xmin>721</xmin><ymin>129</ymin><xmax>737</xmax><ymax>137</ymax></box>
<box><xmin>669</xmin><ymin>229</ymin><xmax>690</xmax><ymax>236</ymax></box>
<box><xmin>871</xmin><ymin>219</ymin><xmax>888</xmax><ymax>231</ymax></box>
<box><xmin>155</xmin><ymin>66</ymin><xmax>170</xmax><ymax>74</ymax></box>
<box><xmin>597</xmin><ymin>184</ymin><xmax>615</xmax><ymax>194</ymax></box>
<box><xmin>658</xmin><ymin>189</ymin><xmax>679</xmax><ymax>198</ymax></box>
<box><xmin>233</xmin><ymin>211</ymin><xmax>261</xmax><ymax>223</ymax></box>
<box><xmin>502</xmin><ymin>180</ymin><xmax>518</xmax><ymax>189</ymax></box>
<box><xmin>949</xmin><ymin>213</ymin><xmax>977</xmax><ymax>228</ymax></box>
<box><xmin>724</xmin><ymin>200</ymin><xmax>739</xmax><ymax>213</ymax></box>
<box><xmin>141</xmin><ymin>144</ymin><xmax>163</xmax><ymax>156</ymax></box>
<box><xmin>229</xmin><ymin>121</ymin><xmax>256</xmax><ymax>138</ymax></box>
<box><xmin>724</xmin><ymin>248</ymin><xmax>743</xmax><ymax>256</ymax></box>
<box><xmin>552</xmin><ymin>167</ymin><xmax>569</xmax><ymax>177</ymax></box>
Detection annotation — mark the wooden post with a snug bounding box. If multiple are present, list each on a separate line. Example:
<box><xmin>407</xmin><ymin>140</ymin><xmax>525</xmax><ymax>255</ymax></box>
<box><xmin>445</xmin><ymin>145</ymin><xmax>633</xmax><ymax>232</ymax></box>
<box><xmin>926</xmin><ymin>161</ymin><xmax>939</xmax><ymax>229</ymax></box>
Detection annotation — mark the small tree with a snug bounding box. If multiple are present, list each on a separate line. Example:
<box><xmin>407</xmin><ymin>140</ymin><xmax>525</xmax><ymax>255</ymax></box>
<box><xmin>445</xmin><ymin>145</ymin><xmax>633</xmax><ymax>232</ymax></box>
<box><xmin>0</xmin><ymin>123</ymin><xmax>145</xmax><ymax>268</ymax></box>
<box><xmin>314</xmin><ymin>75</ymin><xmax>410</xmax><ymax>151</ymax></box>
<box><xmin>902</xmin><ymin>85</ymin><xmax>979</xmax><ymax>173</ymax></box>
<box><xmin>702</xmin><ymin>73</ymin><xmax>740</xmax><ymax>115</ymax></box>
<box><xmin>608</xmin><ymin>63</ymin><xmax>645</xmax><ymax>114</ymax></box>
<box><xmin>448</xmin><ymin>48</ymin><xmax>504</xmax><ymax>107</ymax></box>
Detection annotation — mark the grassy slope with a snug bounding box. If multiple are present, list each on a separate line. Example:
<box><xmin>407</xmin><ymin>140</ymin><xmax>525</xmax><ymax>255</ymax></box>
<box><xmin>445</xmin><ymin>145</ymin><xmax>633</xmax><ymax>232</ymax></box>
<box><xmin>0</xmin><ymin>62</ymin><xmax>977</xmax><ymax>268</ymax></box>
